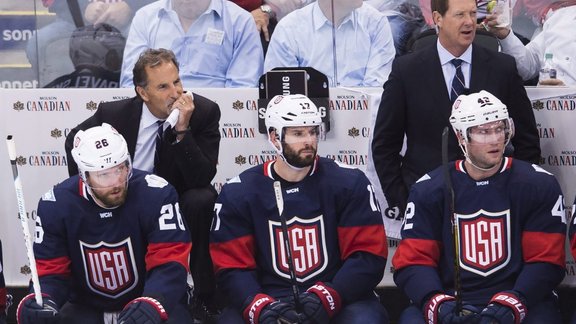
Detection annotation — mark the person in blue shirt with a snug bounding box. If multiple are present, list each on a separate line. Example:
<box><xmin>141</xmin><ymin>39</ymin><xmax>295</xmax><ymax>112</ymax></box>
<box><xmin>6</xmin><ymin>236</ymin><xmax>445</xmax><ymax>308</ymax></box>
<box><xmin>264</xmin><ymin>0</ymin><xmax>395</xmax><ymax>87</ymax></box>
<box><xmin>120</xmin><ymin>0</ymin><xmax>264</xmax><ymax>88</ymax></box>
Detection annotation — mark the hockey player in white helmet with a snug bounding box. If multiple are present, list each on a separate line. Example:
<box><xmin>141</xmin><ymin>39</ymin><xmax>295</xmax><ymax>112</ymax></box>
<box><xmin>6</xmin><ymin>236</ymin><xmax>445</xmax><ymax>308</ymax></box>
<box><xmin>71</xmin><ymin>123</ymin><xmax>132</xmax><ymax>208</ymax></box>
<box><xmin>392</xmin><ymin>90</ymin><xmax>565</xmax><ymax>324</ymax></box>
<box><xmin>18</xmin><ymin>123</ymin><xmax>193</xmax><ymax>324</ymax></box>
<box><xmin>265</xmin><ymin>94</ymin><xmax>323</xmax><ymax>170</ymax></box>
<box><xmin>450</xmin><ymin>90</ymin><xmax>515</xmax><ymax>174</ymax></box>
<box><xmin>211</xmin><ymin>94</ymin><xmax>389</xmax><ymax>324</ymax></box>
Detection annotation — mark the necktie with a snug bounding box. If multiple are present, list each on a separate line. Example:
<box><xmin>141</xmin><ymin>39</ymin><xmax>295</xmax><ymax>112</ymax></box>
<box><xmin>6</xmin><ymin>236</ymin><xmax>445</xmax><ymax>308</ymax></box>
<box><xmin>450</xmin><ymin>58</ymin><xmax>465</xmax><ymax>102</ymax></box>
<box><xmin>154</xmin><ymin>120</ymin><xmax>164</xmax><ymax>173</ymax></box>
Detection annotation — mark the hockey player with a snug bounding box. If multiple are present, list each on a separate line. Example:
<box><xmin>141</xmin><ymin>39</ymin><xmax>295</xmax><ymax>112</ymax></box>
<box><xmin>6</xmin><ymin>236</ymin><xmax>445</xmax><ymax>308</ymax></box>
<box><xmin>392</xmin><ymin>90</ymin><xmax>566</xmax><ymax>324</ymax></box>
<box><xmin>210</xmin><ymin>94</ymin><xmax>389</xmax><ymax>324</ymax></box>
<box><xmin>569</xmin><ymin>200</ymin><xmax>576</xmax><ymax>324</ymax></box>
<box><xmin>16</xmin><ymin>123</ymin><xmax>193</xmax><ymax>324</ymax></box>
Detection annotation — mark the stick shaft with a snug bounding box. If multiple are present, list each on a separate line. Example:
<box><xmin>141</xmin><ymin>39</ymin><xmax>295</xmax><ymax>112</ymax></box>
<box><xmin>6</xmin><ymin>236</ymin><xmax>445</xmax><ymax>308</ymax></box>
<box><xmin>6</xmin><ymin>136</ymin><xmax>43</xmax><ymax>306</ymax></box>
<box><xmin>273</xmin><ymin>181</ymin><xmax>301</xmax><ymax>311</ymax></box>
<box><xmin>441</xmin><ymin>127</ymin><xmax>462</xmax><ymax>313</ymax></box>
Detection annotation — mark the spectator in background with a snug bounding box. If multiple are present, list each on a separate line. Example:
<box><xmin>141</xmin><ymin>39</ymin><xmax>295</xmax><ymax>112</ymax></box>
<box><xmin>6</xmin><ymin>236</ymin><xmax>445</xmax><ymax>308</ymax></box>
<box><xmin>365</xmin><ymin>0</ymin><xmax>427</xmax><ymax>56</ymax></box>
<box><xmin>264</xmin><ymin>0</ymin><xmax>396</xmax><ymax>87</ymax></box>
<box><xmin>44</xmin><ymin>23</ymin><xmax>126</xmax><ymax>88</ymax></box>
<box><xmin>65</xmin><ymin>49</ymin><xmax>222</xmax><ymax>321</ymax></box>
<box><xmin>27</xmin><ymin>0</ymin><xmax>153</xmax><ymax>87</ymax></box>
<box><xmin>371</xmin><ymin>0</ymin><xmax>540</xmax><ymax>225</ymax></box>
<box><xmin>120</xmin><ymin>0</ymin><xmax>263</xmax><ymax>88</ymax></box>
<box><xmin>484</xmin><ymin>1</ymin><xmax>576</xmax><ymax>86</ymax></box>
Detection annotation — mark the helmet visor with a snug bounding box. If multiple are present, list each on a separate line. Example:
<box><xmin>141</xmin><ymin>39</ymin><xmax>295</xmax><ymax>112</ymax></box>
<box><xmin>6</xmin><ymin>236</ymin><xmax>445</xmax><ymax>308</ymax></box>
<box><xmin>282</xmin><ymin>126</ymin><xmax>321</xmax><ymax>144</ymax></box>
<box><xmin>467</xmin><ymin>119</ymin><xmax>513</xmax><ymax>145</ymax></box>
<box><xmin>86</xmin><ymin>160</ymin><xmax>132</xmax><ymax>189</ymax></box>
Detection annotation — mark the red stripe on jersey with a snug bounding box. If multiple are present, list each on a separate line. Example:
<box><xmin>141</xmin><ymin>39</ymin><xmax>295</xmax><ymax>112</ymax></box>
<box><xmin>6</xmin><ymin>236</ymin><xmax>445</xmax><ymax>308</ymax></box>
<box><xmin>499</xmin><ymin>157</ymin><xmax>513</xmax><ymax>173</ymax></box>
<box><xmin>264</xmin><ymin>160</ymin><xmax>275</xmax><ymax>179</ymax></box>
<box><xmin>36</xmin><ymin>256</ymin><xmax>71</xmax><ymax>277</ymax></box>
<box><xmin>571</xmin><ymin>234</ymin><xmax>576</xmax><ymax>261</ymax></box>
<box><xmin>210</xmin><ymin>235</ymin><xmax>256</xmax><ymax>273</ymax></box>
<box><xmin>0</xmin><ymin>288</ymin><xmax>6</xmax><ymax>312</ymax></box>
<box><xmin>455</xmin><ymin>160</ymin><xmax>465</xmax><ymax>173</ymax></box>
<box><xmin>145</xmin><ymin>242</ymin><xmax>191</xmax><ymax>272</ymax></box>
<box><xmin>337</xmin><ymin>224</ymin><xmax>388</xmax><ymax>259</ymax></box>
<box><xmin>392</xmin><ymin>238</ymin><xmax>441</xmax><ymax>271</ymax></box>
<box><xmin>522</xmin><ymin>231</ymin><xmax>565</xmax><ymax>267</ymax></box>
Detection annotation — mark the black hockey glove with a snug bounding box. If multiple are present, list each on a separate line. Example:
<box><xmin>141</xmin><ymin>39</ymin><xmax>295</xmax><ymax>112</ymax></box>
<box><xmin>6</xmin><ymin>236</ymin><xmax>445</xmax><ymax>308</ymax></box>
<box><xmin>243</xmin><ymin>294</ymin><xmax>300</xmax><ymax>324</ymax></box>
<box><xmin>16</xmin><ymin>293</ymin><xmax>59</xmax><ymax>324</ymax></box>
<box><xmin>479</xmin><ymin>291</ymin><xmax>526</xmax><ymax>324</ymax></box>
<box><xmin>118</xmin><ymin>296</ymin><xmax>168</xmax><ymax>324</ymax></box>
<box><xmin>423</xmin><ymin>293</ymin><xmax>480</xmax><ymax>324</ymax></box>
<box><xmin>298</xmin><ymin>282</ymin><xmax>342</xmax><ymax>324</ymax></box>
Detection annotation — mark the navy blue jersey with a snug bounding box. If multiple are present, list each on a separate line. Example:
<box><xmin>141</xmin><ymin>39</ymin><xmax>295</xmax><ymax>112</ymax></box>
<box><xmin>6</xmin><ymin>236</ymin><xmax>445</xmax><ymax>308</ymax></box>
<box><xmin>570</xmin><ymin>197</ymin><xmax>576</xmax><ymax>263</ymax></box>
<box><xmin>210</xmin><ymin>157</ymin><xmax>387</xmax><ymax>309</ymax></box>
<box><xmin>393</xmin><ymin>158</ymin><xmax>566</xmax><ymax>307</ymax></box>
<box><xmin>34</xmin><ymin>170</ymin><xmax>191</xmax><ymax>312</ymax></box>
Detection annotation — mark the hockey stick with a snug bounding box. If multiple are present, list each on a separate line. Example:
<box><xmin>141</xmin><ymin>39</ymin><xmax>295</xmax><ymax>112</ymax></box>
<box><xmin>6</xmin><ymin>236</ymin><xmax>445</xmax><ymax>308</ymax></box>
<box><xmin>441</xmin><ymin>127</ymin><xmax>462</xmax><ymax>314</ymax></box>
<box><xmin>6</xmin><ymin>136</ymin><xmax>43</xmax><ymax>306</ymax></box>
<box><xmin>273</xmin><ymin>181</ymin><xmax>302</xmax><ymax>315</ymax></box>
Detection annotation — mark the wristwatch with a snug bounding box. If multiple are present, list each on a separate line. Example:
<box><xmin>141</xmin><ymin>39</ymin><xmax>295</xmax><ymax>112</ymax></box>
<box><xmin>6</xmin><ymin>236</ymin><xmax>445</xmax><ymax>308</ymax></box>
<box><xmin>260</xmin><ymin>4</ymin><xmax>275</xmax><ymax>18</ymax></box>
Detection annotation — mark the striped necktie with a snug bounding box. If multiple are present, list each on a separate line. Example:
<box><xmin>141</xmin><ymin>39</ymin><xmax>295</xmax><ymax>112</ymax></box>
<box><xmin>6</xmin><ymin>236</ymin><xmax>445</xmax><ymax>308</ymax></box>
<box><xmin>450</xmin><ymin>58</ymin><xmax>465</xmax><ymax>102</ymax></box>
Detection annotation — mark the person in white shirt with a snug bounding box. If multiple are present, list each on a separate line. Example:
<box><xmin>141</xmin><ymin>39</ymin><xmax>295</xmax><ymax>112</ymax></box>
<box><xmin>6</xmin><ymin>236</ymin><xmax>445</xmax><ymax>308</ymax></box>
<box><xmin>484</xmin><ymin>2</ymin><xmax>576</xmax><ymax>86</ymax></box>
<box><xmin>264</xmin><ymin>0</ymin><xmax>395</xmax><ymax>87</ymax></box>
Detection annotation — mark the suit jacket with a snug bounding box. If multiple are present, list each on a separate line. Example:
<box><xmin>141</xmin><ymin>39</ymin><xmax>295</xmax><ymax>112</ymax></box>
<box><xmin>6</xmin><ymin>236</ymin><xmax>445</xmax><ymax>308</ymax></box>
<box><xmin>65</xmin><ymin>94</ymin><xmax>221</xmax><ymax>194</ymax></box>
<box><xmin>371</xmin><ymin>43</ymin><xmax>540</xmax><ymax>211</ymax></box>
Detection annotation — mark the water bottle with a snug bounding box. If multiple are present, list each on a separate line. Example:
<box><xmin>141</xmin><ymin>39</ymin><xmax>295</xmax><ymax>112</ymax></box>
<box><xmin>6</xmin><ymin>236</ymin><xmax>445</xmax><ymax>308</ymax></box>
<box><xmin>539</xmin><ymin>53</ymin><xmax>557</xmax><ymax>81</ymax></box>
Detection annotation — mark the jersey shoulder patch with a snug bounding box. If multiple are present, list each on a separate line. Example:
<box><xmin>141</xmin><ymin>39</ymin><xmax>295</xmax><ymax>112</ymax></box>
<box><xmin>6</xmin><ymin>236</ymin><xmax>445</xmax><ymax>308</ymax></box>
<box><xmin>41</xmin><ymin>188</ymin><xmax>56</xmax><ymax>202</ymax></box>
<box><xmin>145</xmin><ymin>174</ymin><xmax>168</xmax><ymax>188</ymax></box>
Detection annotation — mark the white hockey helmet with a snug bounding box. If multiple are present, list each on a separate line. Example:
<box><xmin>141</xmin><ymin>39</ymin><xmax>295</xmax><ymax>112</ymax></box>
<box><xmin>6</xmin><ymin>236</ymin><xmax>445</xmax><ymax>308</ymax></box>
<box><xmin>450</xmin><ymin>90</ymin><xmax>514</xmax><ymax>144</ymax></box>
<box><xmin>265</xmin><ymin>94</ymin><xmax>322</xmax><ymax>141</ymax></box>
<box><xmin>71</xmin><ymin>123</ymin><xmax>131</xmax><ymax>183</ymax></box>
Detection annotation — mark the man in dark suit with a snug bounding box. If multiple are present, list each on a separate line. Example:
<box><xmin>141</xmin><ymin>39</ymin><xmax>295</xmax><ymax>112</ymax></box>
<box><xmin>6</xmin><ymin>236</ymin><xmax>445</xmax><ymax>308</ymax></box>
<box><xmin>65</xmin><ymin>48</ymin><xmax>221</xmax><ymax>319</ymax></box>
<box><xmin>371</xmin><ymin>0</ymin><xmax>540</xmax><ymax>224</ymax></box>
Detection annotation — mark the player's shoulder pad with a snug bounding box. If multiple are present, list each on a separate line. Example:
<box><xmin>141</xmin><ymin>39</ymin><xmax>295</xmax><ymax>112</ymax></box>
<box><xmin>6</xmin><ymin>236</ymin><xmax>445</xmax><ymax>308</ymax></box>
<box><xmin>226</xmin><ymin>175</ymin><xmax>241</xmax><ymax>184</ymax></box>
<box><xmin>145</xmin><ymin>174</ymin><xmax>169</xmax><ymax>188</ymax></box>
<box><xmin>41</xmin><ymin>188</ymin><xmax>57</xmax><ymax>202</ymax></box>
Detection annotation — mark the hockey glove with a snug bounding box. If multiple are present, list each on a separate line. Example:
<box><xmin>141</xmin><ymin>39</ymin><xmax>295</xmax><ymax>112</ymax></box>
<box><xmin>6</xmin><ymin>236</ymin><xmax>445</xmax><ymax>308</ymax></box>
<box><xmin>298</xmin><ymin>282</ymin><xmax>342</xmax><ymax>324</ymax></box>
<box><xmin>16</xmin><ymin>293</ymin><xmax>59</xmax><ymax>324</ymax></box>
<box><xmin>479</xmin><ymin>291</ymin><xmax>527</xmax><ymax>324</ymax></box>
<box><xmin>423</xmin><ymin>293</ymin><xmax>481</xmax><ymax>324</ymax></box>
<box><xmin>118</xmin><ymin>296</ymin><xmax>168</xmax><ymax>324</ymax></box>
<box><xmin>242</xmin><ymin>294</ymin><xmax>300</xmax><ymax>324</ymax></box>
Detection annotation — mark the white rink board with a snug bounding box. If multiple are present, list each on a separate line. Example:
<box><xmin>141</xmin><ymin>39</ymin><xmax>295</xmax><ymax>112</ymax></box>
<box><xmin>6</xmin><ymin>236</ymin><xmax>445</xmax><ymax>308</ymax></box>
<box><xmin>0</xmin><ymin>87</ymin><xmax>575</xmax><ymax>289</ymax></box>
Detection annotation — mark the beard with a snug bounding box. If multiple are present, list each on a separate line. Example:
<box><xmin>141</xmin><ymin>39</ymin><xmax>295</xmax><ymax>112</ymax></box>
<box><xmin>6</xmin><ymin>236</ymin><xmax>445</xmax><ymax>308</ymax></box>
<box><xmin>91</xmin><ymin>185</ymin><xmax>128</xmax><ymax>208</ymax></box>
<box><xmin>282</xmin><ymin>142</ymin><xmax>317</xmax><ymax>168</ymax></box>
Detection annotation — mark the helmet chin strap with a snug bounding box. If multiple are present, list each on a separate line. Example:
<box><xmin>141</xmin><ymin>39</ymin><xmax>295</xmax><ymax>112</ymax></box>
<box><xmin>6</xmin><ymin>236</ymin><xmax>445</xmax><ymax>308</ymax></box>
<box><xmin>268</xmin><ymin>135</ymin><xmax>310</xmax><ymax>171</ymax></box>
<box><xmin>83</xmin><ymin>179</ymin><xmax>126</xmax><ymax>210</ymax></box>
<box><xmin>459</xmin><ymin>142</ymin><xmax>503</xmax><ymax>173</ymax></box>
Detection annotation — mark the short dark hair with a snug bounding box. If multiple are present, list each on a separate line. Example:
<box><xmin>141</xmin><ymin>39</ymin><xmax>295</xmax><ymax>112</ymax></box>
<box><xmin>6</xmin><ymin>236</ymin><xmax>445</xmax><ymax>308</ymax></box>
<box><xmin>431</xmin><ymin>0</ymin><xmax>449</xmax><ymax>16</ymax></box>
<box><xmin>132</xmin><ymin>48</ymin><xmax>180</xmax><ymax>90</ymax></box>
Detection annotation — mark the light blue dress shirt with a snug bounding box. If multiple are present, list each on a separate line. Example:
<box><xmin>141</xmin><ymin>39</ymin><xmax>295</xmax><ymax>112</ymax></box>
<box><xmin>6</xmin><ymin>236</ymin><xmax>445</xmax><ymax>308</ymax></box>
<box><xmin>120</xmin><ymin>0</ymin><xmax>264</xmax><ymax>88</ymax></box>
<box><xmin>264</xmin><ymin>2</ymin><xmax>396</xmax><ymax>87</ymax></box>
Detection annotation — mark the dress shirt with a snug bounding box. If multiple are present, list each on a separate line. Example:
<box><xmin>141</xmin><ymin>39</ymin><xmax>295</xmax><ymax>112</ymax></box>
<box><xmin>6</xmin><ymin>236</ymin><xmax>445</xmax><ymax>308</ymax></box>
<box><xmin>264</xmin><ymin>2</ymin><xmax>395</xmax><ymax>87</ymax></box>
<box><xmin>133</xmin><ymin>103</ymin><xmax>165</xmax><ymax>172</ymax></box>
<box><xmin>120</xmin><ymin>0</ymin><xmax>264</xmax><ymax>88</ymax></box>
<box><xmin>437</xmin><ymin>41</ymin><xmax>472</xmax><ymax>96</ymax></box>
<box><xmin>499</xmin><ymin>5</ymin><xmax>576</xmax><ymax>85</ymax></box>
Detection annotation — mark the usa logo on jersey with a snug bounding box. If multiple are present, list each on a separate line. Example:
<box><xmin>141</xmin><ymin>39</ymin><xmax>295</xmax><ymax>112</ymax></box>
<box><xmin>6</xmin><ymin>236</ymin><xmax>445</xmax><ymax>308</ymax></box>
<box><xmin>80</xmin><ymin>237</ymin><xmax>138</xmax><ymax>298</ymax></box>
<box><xmin>268</xmin><ymin>215</ymin><xmax>328</xmax><ymax>282</ymax></box>
<box><xmin>457</xmin><ymin>209</ymin><xmax>511</xmax><ymax>277</ymax></box>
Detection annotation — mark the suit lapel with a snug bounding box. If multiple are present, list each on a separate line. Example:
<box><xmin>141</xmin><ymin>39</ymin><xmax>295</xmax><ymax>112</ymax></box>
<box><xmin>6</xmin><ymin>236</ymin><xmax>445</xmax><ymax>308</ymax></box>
<box><xmin>124</xmin><ymin>97</ymin><xmax>144</xmax><ymax>158</ymax></box>
<box><xmin>469</xmin><ymin>45</ymin><xmax>491</xmax><ymax>91</ymax></box>
<box><xmin>420</xmin><ymin>45</ymin><xmax>452</xmax><ymax>120</ymax></box>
